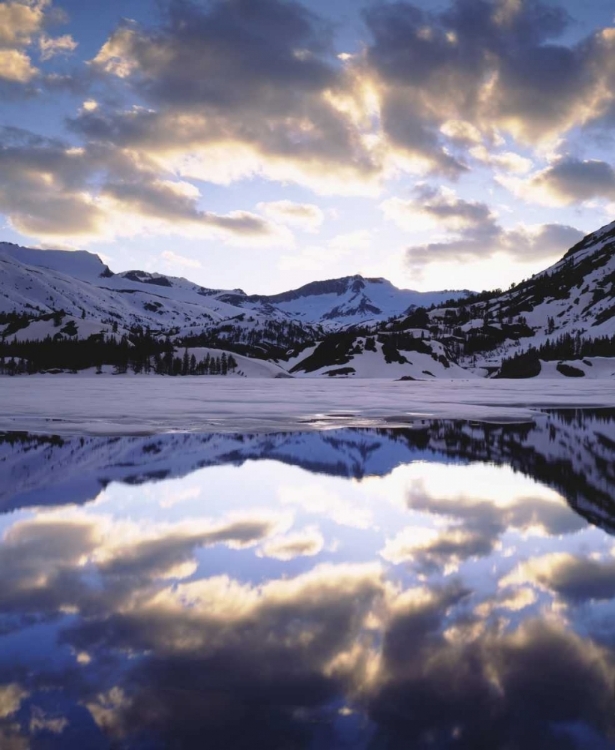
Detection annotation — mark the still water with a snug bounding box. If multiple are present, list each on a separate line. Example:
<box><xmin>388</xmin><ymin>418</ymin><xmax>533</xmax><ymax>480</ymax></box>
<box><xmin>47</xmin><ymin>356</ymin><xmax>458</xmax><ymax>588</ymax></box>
<box><xmin>1</xmin><ymin>410</ymin><xmax>615</xmax><ymax>749</ymax></box>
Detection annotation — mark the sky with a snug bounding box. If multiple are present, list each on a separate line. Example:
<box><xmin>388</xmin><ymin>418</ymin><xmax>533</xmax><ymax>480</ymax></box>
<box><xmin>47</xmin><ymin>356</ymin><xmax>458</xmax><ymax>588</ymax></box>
<box><xmin>1</xmin><ymin>0</ymin><xmax>615</xmax><ymax>294</ymax></box>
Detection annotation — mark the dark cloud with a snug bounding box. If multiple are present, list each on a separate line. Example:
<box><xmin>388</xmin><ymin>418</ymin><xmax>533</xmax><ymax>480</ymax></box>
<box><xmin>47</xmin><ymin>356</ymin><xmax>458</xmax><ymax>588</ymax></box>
<box><xmin>63</xmin><ymin>562</ymin><xmax>384</xmax><ymax>748</ymax></box>
<box><xmin>382</xmin><ymin>185</ymin><xmax>495</xmax><ymax>231</ymax></box>
<box><xmin>520</xmin><ymin>553</ymin><xmax>615</xmax><ymax>603</ymax></box>
<box><xmin>98</xmin><ymin>517</ymin><xmax>281</xmax><ymax>579</ymax></box>
<box><xmin>101</xmin><ymin>180</ymin><xmax>274</xmax><ymax>236</ymax></box>
<box><xmin>70</xmin><ymin>0</ymin><xmax>615</xmax><ymax>191</ymax></box>
<box><xmin>372</xmin><ymin>610</ymin><xmax>615</xmax><ymax>750</ymax></box>
<box><xmin>363</xmin><ymin>0</ymin><xmax>615</xmax><ymax>148</ymax></box>
<box><xmin>406</xmin><ymin>216</ymin><xmax>584</xmax><ymax>273</ymax></box>
<box><xmin>0</xmin><ymin>126</ymin><xmax>281</xmax><ymax>242</ymax></box>
<box><xmin>528</xmin><ymin>158</ymin><xmax>615</xmax><ymax>205</ymax></box>
<box><xmin>0</xmin><ymin>512</ymin><xmax>285</xmax><ymax>621</ymax></box>
<box><xmin>406</xmin><ymin>483</ymin><xmax>587</xmax><ymax>538</ymax></box>
<box><xmin>384</xmin><ymin>480</ymin><xmax>585</xmax><ymax>570</ymax></box>
<box><xmin>0</xmin><ymin>500</ymin><xmax>614</xmax><ymax>748</ymax></box>
<box><xmin>97</xmin><ymin>0</ymin><xmax>336</xmax><ymax>108</ymax></box>
<box><xmin>73</xmin><ymin>0</ymin><xmax>380</xmax><ymax>191</ymax></box>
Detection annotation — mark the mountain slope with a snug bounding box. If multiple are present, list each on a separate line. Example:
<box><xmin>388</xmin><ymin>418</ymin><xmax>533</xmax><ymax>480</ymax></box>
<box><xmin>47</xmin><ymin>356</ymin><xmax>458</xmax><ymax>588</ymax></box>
<box><xmin>370</xmin><ymin>221</ymin><xmax>615</xmax><ymax>373</ymax></box>
<box><xmin>2</xmin><ymin>220</ymin><xmax>614</xmax><ymax>379</ymax></box>
<box><xmin>0</xmin><ymin>242</ymin><xmax>467</xmax><ymax>331</ymax></box>
<box><xmin>219</xmin><ymin>275</ymin><xmax>465</xmax><ymax>325</ymax></box>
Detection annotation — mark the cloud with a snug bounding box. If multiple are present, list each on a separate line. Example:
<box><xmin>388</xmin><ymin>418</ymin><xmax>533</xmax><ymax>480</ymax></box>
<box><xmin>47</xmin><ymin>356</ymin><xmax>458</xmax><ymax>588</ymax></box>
<box><xmin>0</xmin><ymin>684</ymin><xmax>28</xmax><ymax>720</ymax></box>
<box><xmin>362</xmin><ymin>0</ymin><xmax>615</xmax><ymax>153</ymax></box>
<box><xmin>371</xmin><ymin>608</ymin><xmax>615</xmax><ymax>749</ymax></box>
<box><xmin>0</xmin><ymin>1</ymin><xmax>70</xmax><ymax>85</ymax></box>
<box><xmin>0</xmin><ymin>0</ymin><xmax>47</xmax><ymax>47</ymax></box>
<box><xmin>0</xmin><ymin>48</ymin><xmax>37</xmax><ymax>82</ymax></box>
<box><xmin>68</xmin><ymin>562</ymin><xmax>385</xmax><ymax>747</ymax></box>
<box><xmin>387</xmin><ymin>187</ymin><xmax>581</xmax><ymax>273</ymax></box>
<box><xmin>258</xmin><ymin>200</ymin><xmax>324</xmax><ymax>232</ymax></box>
<box><xmin>404</xmin><ymin>478</ymin><xmax>586</xmax><ymax>538</ymax></box>
<box><xmin>76</xmin><ymin>0</ymin><xmax>383</xmax><ymax>195</ymax></box>
<box><xmin>382</xmin><ymin>477</ymin><xmax>586</xmax><ymax>571</ymax></box>
<box><xmin>0</xmin><ymin>510</ymin><xmax>290</xmax><ymax>618</ymax></box>
<box><xmin>381</xmin><ymin>525</ymin><xmax>493</xmax><ymax>571</ymax></box>
<box><xmin>469</xmin><ymin>144</ymin><xmax>534</xmax><ymax>174</ymax></box>
<box><xmin>381</xmin><ymin>186</ymin><xmax>493</xmax><ymax>232</ymax></box>
<box><xmin>0</xmin><ymin>127</ymin><xmax>288</xmax><ymax>246</ymax></box>
<box><xmin>71</xmin><ymin>0</ymin><xmax>615</xmax><ymax>195</ymax></box>
<box><xmin>504</xmin><ymin>552</ymin><xmax>615</xmax><ymax>603</ymax></box>
<box><xmin>507</xmin><ymin>157</ymin><xmax>615</xmax><ymax>206</ymax></box>
<box><xmin>95</xmin><ymin>514</ymin><xmax>289</xmax><ymax>580</ymax></box>
<box><xmin>1</xmin><ymin>486</ymin><xmax>615</xmax><ymax>748</ymax></box>
<box><xmin>387</xmin><ymin>184</ymin><xmax>583</xmax><ymax>273</ymax></box>
<box><xmin>258</xmin><ymin>527</ymin><xmax>324</xmax><ymax>561</ymax></box>
<box><xmin>39</xmin><ymin>33</ymin><xmax>77</xmax><ymax>61</ymax></box>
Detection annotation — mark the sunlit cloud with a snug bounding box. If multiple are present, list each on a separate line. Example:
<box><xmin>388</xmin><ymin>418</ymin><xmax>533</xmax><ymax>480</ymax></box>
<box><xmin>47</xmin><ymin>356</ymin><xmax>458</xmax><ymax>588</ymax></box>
<box><xmin>502</xmin><ymin>551</ymin><xmax>615</xmax><ymax>603</ymax></box>
<box><xmin>502</xmin><ymin>157</ymin><xmax>615</xmax><ymax>206</ymax></box>
<box><xmin>257</xmin><ymin>200</ymin><xmax>324</xmax><ymax>232</ymax></box>
<box><xmin>258</xmin><ymin>526</ymin><xmax>325</xmax><ymax>561</ymax></box>
<box><xmin>39</xmin><ymin>33</ymin><xmax>77</xmax><ymax>60</ymax></box>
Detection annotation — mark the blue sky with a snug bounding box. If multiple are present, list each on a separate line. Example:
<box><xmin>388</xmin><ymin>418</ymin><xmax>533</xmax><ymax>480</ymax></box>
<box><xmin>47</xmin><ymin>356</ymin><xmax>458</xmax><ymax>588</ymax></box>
<box><xmin>2</xmin><ymin>0</ymin><xmax>615</xmax><ymax>293</ymax></box>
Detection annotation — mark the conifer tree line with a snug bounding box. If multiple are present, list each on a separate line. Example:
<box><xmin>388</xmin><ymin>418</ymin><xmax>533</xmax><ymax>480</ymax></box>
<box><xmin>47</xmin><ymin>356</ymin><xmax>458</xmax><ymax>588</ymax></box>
<box><xmin>498</xmin><ymin>332</ymin><xmax>615</xmax><ymax>378</ymax></box>
<box><xmin>0</xmin><ymin>329</ymin><xmax>238</xmax><ymax>376</ymax></box>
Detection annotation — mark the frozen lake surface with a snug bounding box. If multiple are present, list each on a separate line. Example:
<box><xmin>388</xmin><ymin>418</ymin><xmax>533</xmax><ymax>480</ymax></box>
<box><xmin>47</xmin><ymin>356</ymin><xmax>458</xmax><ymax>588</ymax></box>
<box><xmin>1</xmin><ymin>376</ymin><xmax>615</xmax><ymax>434</ymax></box>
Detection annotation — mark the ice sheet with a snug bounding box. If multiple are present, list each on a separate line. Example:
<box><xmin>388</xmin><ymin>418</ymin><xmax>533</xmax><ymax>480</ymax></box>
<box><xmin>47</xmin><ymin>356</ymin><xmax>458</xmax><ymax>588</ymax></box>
<box><xmin>1</xmin><ymin>376</ymin><xmax>614</xmax><ymax>435</ymax></box>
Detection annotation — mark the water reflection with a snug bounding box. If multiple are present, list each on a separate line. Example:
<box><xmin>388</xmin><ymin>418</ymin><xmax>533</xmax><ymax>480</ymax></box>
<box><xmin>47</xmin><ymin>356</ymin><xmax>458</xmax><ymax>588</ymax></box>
<box><xmin>0</xmin><ymin>411</ymin><xmax>615</xmax><ymax>748</ymax></box>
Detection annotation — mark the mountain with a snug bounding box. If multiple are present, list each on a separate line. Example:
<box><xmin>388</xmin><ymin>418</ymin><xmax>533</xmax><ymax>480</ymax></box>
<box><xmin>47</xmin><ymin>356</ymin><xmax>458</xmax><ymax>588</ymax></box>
<box><xmin>0</xmin><ymin>242</ymin><xmax>465</xmax><ymax>330</ymax></box>
<box><xmin>1</xmin><ymin>220</ymin><xmax>614</xmax><ymax>379</ymax></box>
<box><xmin>362</xmin><ymin>220</ymin><xmax>615</xmax><ymax>377</ymax></box>
<box><xmin>217</xmin><ymin>275</ymin><xmax>462</xmax><ymax>324</ymax></box>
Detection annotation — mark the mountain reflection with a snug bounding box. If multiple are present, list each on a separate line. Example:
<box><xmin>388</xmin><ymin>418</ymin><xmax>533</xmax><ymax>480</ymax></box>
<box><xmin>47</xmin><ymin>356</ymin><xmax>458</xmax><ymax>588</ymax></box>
<box><xmin>1</xmin><ymin>411</ymin><xmax>615</xmax><ymax>748</ymax></box>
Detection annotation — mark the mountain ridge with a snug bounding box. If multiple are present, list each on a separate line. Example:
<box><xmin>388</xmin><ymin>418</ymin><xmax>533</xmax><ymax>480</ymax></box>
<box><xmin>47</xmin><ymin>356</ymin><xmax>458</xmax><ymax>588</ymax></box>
<box><xmin>0</xmin><ymin>243</ymin><xmax>467</xmax><ymax>326</ymax></box>
<box><xmin>1</xmin><ymin>221</ymin><xmax>614</xmax><ymax>378</ymax></box>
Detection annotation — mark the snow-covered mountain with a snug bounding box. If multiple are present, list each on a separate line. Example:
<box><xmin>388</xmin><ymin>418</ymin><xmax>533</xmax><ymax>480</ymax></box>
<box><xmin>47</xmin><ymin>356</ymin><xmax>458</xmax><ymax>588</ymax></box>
<box><xmin>1</xmin><ymin>219</ymin><xmax>614</xmax><ymax>379</ymax></box>
<box><xmin>422</xmin><ymin>220</ymin><xmax>615</xmax><ymax>368</ymax></box>
<box><xmin>0</xmin><ymin>242</ymin><xmax>465</xmax><ymax>331</ymax></box>
<box><xmin>219</xmin><ymin>275</ymin><xmax>462</xmax><ymax>324</ymax></box>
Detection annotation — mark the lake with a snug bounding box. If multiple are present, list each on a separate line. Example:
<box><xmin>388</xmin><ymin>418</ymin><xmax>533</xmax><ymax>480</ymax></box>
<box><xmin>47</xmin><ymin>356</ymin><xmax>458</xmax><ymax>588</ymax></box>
<box><xmin>1</xmin><ymin>409</ymin><xmax>615</xmax><ymax>748</ymax></box>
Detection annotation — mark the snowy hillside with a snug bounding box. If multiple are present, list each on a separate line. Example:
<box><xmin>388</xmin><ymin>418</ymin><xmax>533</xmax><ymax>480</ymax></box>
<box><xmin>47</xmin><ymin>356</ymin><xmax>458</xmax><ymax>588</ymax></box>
<box><xmin>219</xmin><ymin>275</ymin><xmax>466</xmax><ymax>325</ymax></box>
<box><xmin>0</xmin><ymin>243</ymin><xmax>466</xmax><ymax>331</ymax></box>
<box><xmin>1</xmin><ymin>219</ymin><xmax>614</xmax><ymax>379</ymax></box>
<box><xmin>361</xmin><ymin>221</ymin><xmax>615</xmax><ymax>377</ymax></box>
<box><xmin>289</xmin><ymin>333</ymin><xmax>473</xmax><ymax>379</ymax></box>
<box><xmin>0</xmin><ymin>242</ymin><xmax>283</xmax><ymax>335</ymax></box>
<box><xmin>422</xmin><ymin>221</ymin><xmax>615</xmax><ymax>367</ymax></box>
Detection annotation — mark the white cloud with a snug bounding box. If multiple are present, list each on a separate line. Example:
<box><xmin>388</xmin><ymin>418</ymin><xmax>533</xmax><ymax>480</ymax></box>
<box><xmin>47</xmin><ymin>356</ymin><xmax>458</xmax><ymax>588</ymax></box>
<box><xmin>39</xmin><ymin>33</ymin><xmax>77</xmax><ymax>60</ymax></box>
<box><xmin>258</xmin><ymin>527</ymin><xmax>325</xmax><ymax>561</ymax></box>
<box><xmin>258</xmin><ymin>200</ymin><xmax>324</xmax><ymax>232</ymax></box>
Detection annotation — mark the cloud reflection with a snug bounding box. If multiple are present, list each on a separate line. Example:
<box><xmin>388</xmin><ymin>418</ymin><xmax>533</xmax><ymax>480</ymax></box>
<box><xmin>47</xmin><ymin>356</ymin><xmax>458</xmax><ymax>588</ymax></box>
<box><xmin>0</xmin><ymin>415</ymin><xmax>615</xmax><ymax>747</ymax></box>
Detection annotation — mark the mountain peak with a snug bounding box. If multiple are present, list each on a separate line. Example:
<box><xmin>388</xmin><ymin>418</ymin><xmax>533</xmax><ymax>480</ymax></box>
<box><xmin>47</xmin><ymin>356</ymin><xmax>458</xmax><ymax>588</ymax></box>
<box><xmin>0</xmin><ymin>243</ymin><xmax>113</xmax><ymax>280</ymax></box>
